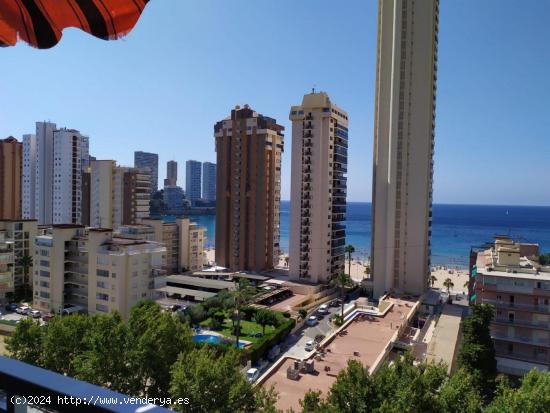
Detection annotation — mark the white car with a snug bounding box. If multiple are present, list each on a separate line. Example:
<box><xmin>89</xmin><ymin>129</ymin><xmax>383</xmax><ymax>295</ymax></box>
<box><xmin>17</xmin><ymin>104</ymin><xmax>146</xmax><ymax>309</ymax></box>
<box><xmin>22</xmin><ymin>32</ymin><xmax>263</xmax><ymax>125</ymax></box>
<box><xmin>16</xmin><ymin>306</ymin><xmax>30</xmax><ymax>315</ymax></box>
<box><xmin>306</xmin><ymin>316</ymin><xmax>318</xmax><ymax>327</ymax></box>
<box><xmin>317</xmin><ymin>304</ymin><xmax>329</xmax><ymax>314</ymax></box>
<box><xmin>30</xmin><ymin>310</ymin><xmax>42</xmax><ymax>319</ymax></box>
<box><xmin>305</xmin><ymin>340</ymin><xmax>315</xmax><ymax>352</ymax></box>
<box><xmin>246</xmin><ymin>368</ymin><xmax>260</xmax><ymax>383</ymax></box>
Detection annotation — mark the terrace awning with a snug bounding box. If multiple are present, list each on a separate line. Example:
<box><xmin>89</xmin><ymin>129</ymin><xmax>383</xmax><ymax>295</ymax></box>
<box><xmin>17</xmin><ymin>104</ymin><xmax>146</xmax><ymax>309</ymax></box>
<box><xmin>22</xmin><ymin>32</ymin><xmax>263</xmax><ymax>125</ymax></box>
<box><xmin>0</xmin><ymin>0</ymin><xmax>150</xmax><ymax>49</ymax></box>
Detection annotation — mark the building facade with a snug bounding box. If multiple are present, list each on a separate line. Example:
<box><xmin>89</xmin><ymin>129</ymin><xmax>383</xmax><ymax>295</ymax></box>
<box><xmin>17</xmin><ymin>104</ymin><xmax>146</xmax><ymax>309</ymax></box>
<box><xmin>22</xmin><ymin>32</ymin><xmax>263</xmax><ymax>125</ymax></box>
<box><xmin>141</xmin><ymin>217</ymin><xmax>206</xmax><ymax>273</ymax></box>
<box><xmin>164</xmin><ymin>160</ymin><xmax>178</xmax><ymax>187</ymax></box>
<box><xmin>185</xmin><ymin>160</ymin><xmax>202</xmax><ymax>205</ymax></box>
<box><xmin>32</xmin><ymin>226</ymin><xmax>166</xmax><ymax>319</ymax></box>
<box><xmin>134</xmin><ymin>151</ymin><xmax>158</xmax><ymax>193</ymax></box>
<box><xmin>202</xmin><ymin>162</ymin><xmax>216</xmax><ymax>202</ymax></box>
<box><xmin>22</xmin><ymin>133</ymin><xmax>36</xmax><ymax>221</ymax></box>
<box><xmin>214</xmin><ymin>105</ymin><xmax>284</xmax><ymax>272</ymax></box>
<box><xmin>0</xmin><ymin>220</ymin><xmax>38</xmax><ymax>297</ymax></box>
<box><xmin>163</xmin><ymin>185</ymin><xmax>184</xmax><ymax>214</ymax></box>
<box><xmin>288</xmin><ymin>92</ymin><xmax>348</xmax><ymax>284</ymax></box>
<box><xmin>90</xmin><ymin>160</ymin><xmax>151</xmax><ymax>229</ymax></box>
<box><xmin>0</xmin><ymin>137</ymin><xmax>22</xmax><ymax>220</ymax></box>
<box><xmin>470</xmin><ymin>237</ymin><xmax>550</xmax><ymax>375</ymax></box>
<box><xmin>52</xmin><ymin>128</ymin><xmax>89</xmax><ymax>225</ymax></box>
<box><xmin>371</xmin><ymin>0</ymin><xmax>439</xmax><ymax>297</ymax></box>
<box><xmin>23</xmin><ymin>123</ymin><xmax>90</xmax><ymax>226</ymax></box>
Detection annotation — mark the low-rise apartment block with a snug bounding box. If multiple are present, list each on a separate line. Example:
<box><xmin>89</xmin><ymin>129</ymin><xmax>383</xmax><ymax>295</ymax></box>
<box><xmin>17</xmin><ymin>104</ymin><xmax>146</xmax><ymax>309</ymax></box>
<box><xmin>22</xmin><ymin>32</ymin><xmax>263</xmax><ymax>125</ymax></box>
<box><xmin>470</xmin><ymin>236</ymin><xmax>550</xmax><ymax>375</ymax></box>
<box><xmin>32</xmin><ymin>226</ymin><xmax>166</xmax><ymax>319</ymax></box>
<box><xmin>0</xmin><ymin>219</ymin><xmax>37</xmax><ymax>292</ymax></box>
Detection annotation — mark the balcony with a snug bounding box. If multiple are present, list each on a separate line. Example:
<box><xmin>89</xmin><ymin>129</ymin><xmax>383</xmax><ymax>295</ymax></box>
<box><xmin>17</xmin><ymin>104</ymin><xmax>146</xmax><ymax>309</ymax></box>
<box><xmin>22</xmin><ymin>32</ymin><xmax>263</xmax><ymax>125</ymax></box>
<box><xmin>493</xmin><ymin>318</ymin><xmax>550</xmax><ymax>331</ymax></box>
<box><xmin>491</xmin><ymin>331</ymin><xmax>550</xmax><ymax>348</ymax></box>
<box><xmin>0</xmin><ymin>356</ymin><xmax>172</xmax><ymax>413</ymax></box>
<box><xmin>304</xmin><ymin>122</ymin><xmax>313</xmax><ymax>129</ymax></box>
<box><xmin>482</xmin><ymin>299</ymin><xmax>550</xmax><ymax>313</ymax></box>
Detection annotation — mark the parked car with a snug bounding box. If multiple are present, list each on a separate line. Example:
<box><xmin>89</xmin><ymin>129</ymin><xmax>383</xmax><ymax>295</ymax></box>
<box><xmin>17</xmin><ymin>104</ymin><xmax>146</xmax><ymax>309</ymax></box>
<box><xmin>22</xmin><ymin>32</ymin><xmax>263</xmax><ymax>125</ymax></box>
<box><xmin>5</xmin><ymin>303</ymin><xmax>18</xmax><ymax>312</ymax></box>
<box><xmin>306</xmin><ymin>316</ymin><xmax>318</xmax><ymax>327</ymax></box>
<box><xmin>246</xmin><ymin>368</ymin><xmax>260</xmax><ymax>383</ymax></box>
<box><xmin>16</xmin><ymin>306</ymin><xmax>30</xmax><ymax>315</ymax></box>
<box><xmin>30</xmin><ymin>310</ymin><xmax>41</xmax><ymax>319</ymax></box>
<box><xmin>317</xmin><ymin>304</ymin><xmax>329</xmax><ymax>314</ymax></box>
<box><xmin>305</xmin><ymin>340</ymin><xmax>315</xmax><ymax>352</ymax></box>
<box><xmin>62</xmin><ymin>304</ymin><xmax>84</xmax><ymax>315</ymax></box>
<box><xmin>168</xmin><ymin>304</ymin><xmax>182</xmax><ymax>312</ymax></box>
<box><xmin>42</xmin><ymin>313</ymin><xmax>55</xmax><ymax>322</ymax></box>
<box><xmin>329</xmin><ymin>299</ymin><xmax>340</xmax><ymax>308</ymax></box>
<box><xmin>316</xmin><ymin>313</ymin><xmax>324</xmax><ymax>320</ymax></box>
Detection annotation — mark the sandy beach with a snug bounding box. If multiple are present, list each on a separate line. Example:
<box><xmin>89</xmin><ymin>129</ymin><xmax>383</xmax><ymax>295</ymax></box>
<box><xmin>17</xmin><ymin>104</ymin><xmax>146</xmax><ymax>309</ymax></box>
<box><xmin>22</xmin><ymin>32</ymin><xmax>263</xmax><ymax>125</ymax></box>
<box><xmin>204</xmin><ymin>248</ymin><xmax>468</xmax><ymax>294</ymax></box>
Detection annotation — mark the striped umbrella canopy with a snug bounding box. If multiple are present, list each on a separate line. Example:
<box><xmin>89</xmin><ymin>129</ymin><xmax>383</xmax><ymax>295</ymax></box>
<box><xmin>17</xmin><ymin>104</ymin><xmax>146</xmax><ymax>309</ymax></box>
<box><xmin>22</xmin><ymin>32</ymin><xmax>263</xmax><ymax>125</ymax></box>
<box><xmin>0</xmin><ymin>0</ymin><xmax>150</xmax><ymax>49</ymax></box>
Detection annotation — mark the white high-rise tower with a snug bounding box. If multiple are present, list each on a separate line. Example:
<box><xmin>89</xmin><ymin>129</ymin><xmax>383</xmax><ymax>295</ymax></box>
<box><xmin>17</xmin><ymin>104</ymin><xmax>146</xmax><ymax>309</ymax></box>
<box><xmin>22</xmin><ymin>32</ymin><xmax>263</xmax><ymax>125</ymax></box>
<box><xmin>371</xmin><ymin>0</ymin><xmax>439</xmax><ymax>297</ymax></box>
<box><xmin>289</xmin><ymin>92</ymin><xmax>349</xmax><ymax>284</ymax></box>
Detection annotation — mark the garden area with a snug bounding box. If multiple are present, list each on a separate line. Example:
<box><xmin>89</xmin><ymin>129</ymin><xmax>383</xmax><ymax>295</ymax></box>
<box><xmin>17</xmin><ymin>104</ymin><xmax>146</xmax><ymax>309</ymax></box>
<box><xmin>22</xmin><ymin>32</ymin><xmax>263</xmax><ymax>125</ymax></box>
<box><xmin>180</xmin><ymin>287</ymin><xmax>296</xmax><ymax>361</ymax></box>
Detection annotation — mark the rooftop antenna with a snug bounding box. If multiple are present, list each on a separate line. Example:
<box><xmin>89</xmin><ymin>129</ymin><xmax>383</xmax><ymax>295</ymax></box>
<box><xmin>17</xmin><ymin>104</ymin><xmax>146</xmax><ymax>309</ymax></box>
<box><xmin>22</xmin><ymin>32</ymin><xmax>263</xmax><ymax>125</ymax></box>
<box><xmin>312</xmin><ymin>85</ymin><xmax>316</xmax><ymax>94</ymax></box>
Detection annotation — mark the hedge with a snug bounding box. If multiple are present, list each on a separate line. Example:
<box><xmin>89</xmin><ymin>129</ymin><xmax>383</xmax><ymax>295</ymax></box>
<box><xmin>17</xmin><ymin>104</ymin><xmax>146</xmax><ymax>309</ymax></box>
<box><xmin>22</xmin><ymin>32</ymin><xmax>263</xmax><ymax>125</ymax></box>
<box><xmin>246</xmin><ymin>317</ymin><xmax>296</xmax><ymax>363</ymax></box>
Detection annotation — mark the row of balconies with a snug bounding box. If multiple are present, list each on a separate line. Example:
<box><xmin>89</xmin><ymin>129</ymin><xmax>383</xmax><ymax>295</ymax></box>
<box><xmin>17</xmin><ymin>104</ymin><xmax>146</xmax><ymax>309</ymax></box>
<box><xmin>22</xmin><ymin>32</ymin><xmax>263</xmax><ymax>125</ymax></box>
<box><xmin>492</xmin><ymin>331</ymin><xmax>550</xmax><ymax>348</ymax></box>
<box><xmin>493</xmin><ymin>318</ymin><xmax>550</xmax><ymax>331</ymax></box>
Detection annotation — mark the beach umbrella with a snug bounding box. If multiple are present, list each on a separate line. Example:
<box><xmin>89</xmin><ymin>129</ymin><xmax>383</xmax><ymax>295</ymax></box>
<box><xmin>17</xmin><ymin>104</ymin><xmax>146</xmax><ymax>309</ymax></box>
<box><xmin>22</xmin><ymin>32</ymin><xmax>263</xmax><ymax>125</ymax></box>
<box><xmin>0</xmin><ymin>0</ymin><xmax>150</xmax><ymax>49</ymax></box>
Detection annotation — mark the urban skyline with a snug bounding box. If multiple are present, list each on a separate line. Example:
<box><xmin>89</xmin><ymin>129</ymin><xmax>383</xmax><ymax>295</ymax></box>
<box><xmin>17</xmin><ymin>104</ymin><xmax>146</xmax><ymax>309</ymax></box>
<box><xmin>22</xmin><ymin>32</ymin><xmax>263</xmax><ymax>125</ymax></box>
<box><xmin>2</xmin><ymin>1</ymin><xmax>550</xmax><ymax>206</ymax></box>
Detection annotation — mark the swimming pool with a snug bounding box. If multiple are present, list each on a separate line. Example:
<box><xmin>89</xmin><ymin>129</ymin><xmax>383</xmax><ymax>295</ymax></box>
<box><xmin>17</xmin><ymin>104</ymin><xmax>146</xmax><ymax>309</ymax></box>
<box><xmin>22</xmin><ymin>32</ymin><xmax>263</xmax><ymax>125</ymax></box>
<box><xmin>192</xmin><ymin>334</ymin><xmax>247</xmax><ymax>348</ymax></box>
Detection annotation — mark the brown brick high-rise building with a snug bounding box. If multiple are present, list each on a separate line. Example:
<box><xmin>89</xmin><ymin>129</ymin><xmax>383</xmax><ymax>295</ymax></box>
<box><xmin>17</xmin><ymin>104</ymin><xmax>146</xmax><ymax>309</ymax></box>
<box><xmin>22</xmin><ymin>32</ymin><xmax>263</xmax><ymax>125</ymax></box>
<box><xmin>214</xmin><ymin>105</ymin><xmax>284</xmax><ymax>272</ymax></box>
<box><xmin>0</xmin><ymin>137</ymin><xmax>22</xmax><ymax>219</ymax></box>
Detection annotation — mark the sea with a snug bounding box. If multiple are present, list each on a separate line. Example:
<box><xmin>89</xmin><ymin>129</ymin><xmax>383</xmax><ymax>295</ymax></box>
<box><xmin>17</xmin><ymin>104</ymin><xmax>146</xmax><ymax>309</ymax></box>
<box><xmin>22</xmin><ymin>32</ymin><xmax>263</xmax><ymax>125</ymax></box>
<box><xmin>184</xmin><ymin>202</ymin><xmax>550</xmax><ymax>269</ymax></box>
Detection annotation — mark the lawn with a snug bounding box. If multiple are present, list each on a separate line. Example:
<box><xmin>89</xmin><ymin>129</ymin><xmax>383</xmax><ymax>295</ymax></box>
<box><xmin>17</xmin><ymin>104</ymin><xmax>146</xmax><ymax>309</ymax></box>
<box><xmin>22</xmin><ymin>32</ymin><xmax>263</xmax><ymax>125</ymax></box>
<box><xmin>200</xmin><ymin>318</ymin><xmax>276</xmax><ymax>343</ymax></box>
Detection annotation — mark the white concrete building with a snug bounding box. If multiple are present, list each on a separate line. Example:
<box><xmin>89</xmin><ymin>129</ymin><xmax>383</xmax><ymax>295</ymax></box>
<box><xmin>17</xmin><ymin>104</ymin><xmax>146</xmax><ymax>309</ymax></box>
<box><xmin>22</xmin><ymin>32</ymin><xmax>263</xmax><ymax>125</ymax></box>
<box><xmin>371</xmin><ymin>0</ymin><xmax>439</xmax><ymax>297</ymax></box>
<box><xmin>22</xmin><ymin>134</ymin><xmax>36</xmax><ymax>220</ymax></box>
<box><xmin>52</xmin><ymin>128</ymin><xmax>89</xmax><ymax>225</ymax></box>
<box><xmin>289</xmin><ymin>92</ymin><xmax>349</xmax><ymax>284</ymax></box>
<box><xmin>23</xmin><ymin>122</ymin><xmax>89</xmax><ymax>225</ymax></box>
<box><xmin>32</xmin><ymin>226</ymin><xmax>166</xmax><ymax>319</ymax></box>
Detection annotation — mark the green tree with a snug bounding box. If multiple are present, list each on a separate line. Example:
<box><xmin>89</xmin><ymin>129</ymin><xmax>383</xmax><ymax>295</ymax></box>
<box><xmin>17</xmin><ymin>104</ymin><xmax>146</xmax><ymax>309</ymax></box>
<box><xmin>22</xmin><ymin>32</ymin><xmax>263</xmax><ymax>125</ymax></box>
<box><xmin>255</xmin><ymin>309</ymin><xmax>277</xmax><ymax>335</ymax></box>
<box><xmin>437</xmin><ymin>368</ymin><xmax>484</xmax><ymax>413</ymax></box>
<box><xmin>127</xmin><ymin>300</ymin><xmax>192</xmax><ymax>397</ymax></box>
<box><xmin>41</xmin><ymin>314</ymin><xmax>92</xmax><ymax>376</ymax></box>
<box><xmin>186</xmin><ymin>304</ymin><xmax>207</xmax><ymax>325</ymax></box>
<box><xmin>17</xmin><ymin>255</ymin><xmax>33</xmax><ymax>299</ymax></box>
<box><xmin>170</xmin><ymin>347</ymin><xmax>256</xmax><ymax>413</ymax></box>
<box><xmin>345</xmin><ymin>244</ymin><xmax>355</xmax><ymax>277</ymax></box>
<box><xmin>73</xmin><ymin>312</ymin><xmax>131</xmax><ymax>394</ymax></box>
<box><xmin>232</xmin><ymin>279</ymin><xmax>254</xmax><ymax>348</ymax></box>
<box><xmin>301</xmin><ymin>389</ymin><xmax>333</xmax><ymax>413</ymax></box>
<box><xmin>457</xmin><ymin>304</ymin><xmax>497</xmax><ymax>401</ymax></box>
<box><xmin>298</xmin><ymin>308</ymin><xmax>307</xmax><ymax>319</ymax></box>
<box><xmin>538</xmin><ymin>253</ymin><xmax>550</xmax><ymax>266</ymax></box>
<box><xmin>429</xmin><ymin>275</ymin><xmax>437</xmax><ymax>288</ymax></box>
<box><xmin>6</xmin><ymin>318</ymin><xmax>43</xmax><ymax>365</ymax></box>
<box><xmin>485</xmin><ymin>369</ymin><xmax>550</xmax><ymax>413</ymax></box>
<box><xmin>327</xmin><ymin>359</ymin><xmax>373</xmax><ymax>413</ymax></box>
<box><xmin>443</xmin><ymin>277</ymin><xmax>454</xmax><ymax>294</ymax></box>
<box><xmin>331</xmin><ymin>272</ymin><xmax>353</xmax><ymax>319</ymax></box>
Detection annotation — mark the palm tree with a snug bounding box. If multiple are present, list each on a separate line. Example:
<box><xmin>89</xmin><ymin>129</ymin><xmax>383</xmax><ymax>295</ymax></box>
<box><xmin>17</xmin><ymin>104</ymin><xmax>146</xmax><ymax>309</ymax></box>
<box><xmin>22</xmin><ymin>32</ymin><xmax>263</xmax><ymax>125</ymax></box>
<box><xmin>429</xmin><ymin>275</ymin><xmax>437</xmax><ymax>288</ymax></box>
<box><xmin>284</xmin><ymin>256</ymin><xmax>289</xmax><ymax>268</ymax></box>
<box><xmin>232</xmin><ymin>279</ymin><xmax>253</xmax><ymax>348</ymax></box>
<box><xmin>17</xmin><ymin>255</ymin><xmax>33</xmax><ymax>300</ymax></box>
<box><xmin>345</xmin><ymin>245</ymin><xmax>355</xmax><ymax>277</ymax></box>
<box><xmin>443</xmin><ymin>277</ymin><xmax>454</xmax><ymax>294</ymax></box>
<box><xmin>331</xmin><ymin>272</ymin><xmax>354</xmax><ymax>319</ymax></box>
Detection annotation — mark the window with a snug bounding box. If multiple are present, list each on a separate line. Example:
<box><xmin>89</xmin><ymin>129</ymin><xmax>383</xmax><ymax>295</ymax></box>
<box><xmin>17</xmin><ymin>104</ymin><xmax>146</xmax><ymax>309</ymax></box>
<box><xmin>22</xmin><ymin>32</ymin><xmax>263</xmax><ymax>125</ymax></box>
<box><xmin>40</xmin><ymin>260</ymin><xmax>49</xmax><ymax>267</ymax></box>
<box><xmin>39</xmin><ymin>291</ymin><xmax>50</xmax><ymax>299</ymax></box>
<box><xmin>96</xmin><ymin>269</ymin><xmax>109</xmax><ymax>277</ymax></box>
<box><xmin>96</xmin><ymin>304</ymin><xmax>108</xmax><ymax>312</ymax></box>
<box><xmin>40</xmin><ymin>249</ymin><xmax>49</xmax><ymax>257</ymax></box>
<box><xmin>97</xmin><ymin>281</ymin><xmax>108</xmax><ymax>289</ymax></box>
<box><xmin>40</xmin><ymin>270</ymin><xmax>50</xmax><ymax>278</ymax></box>
<box><xmin>96</xmin><ymin>293</ymin><xmax>109</xmax><ymax>301</ymax></box>
<box><xmin>40</xmin><ymin>281</ymin><xmax>49</xmax><ymax>288</ymax></box>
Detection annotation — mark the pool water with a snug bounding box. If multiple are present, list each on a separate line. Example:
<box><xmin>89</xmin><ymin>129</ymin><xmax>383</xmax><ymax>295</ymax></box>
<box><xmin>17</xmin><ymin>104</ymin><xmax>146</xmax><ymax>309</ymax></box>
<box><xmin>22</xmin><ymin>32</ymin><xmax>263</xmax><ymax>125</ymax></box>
<box><xmin>192</xmin><ymin>334</ymin><xmax>247</xmax><ymax>348</ymax></box>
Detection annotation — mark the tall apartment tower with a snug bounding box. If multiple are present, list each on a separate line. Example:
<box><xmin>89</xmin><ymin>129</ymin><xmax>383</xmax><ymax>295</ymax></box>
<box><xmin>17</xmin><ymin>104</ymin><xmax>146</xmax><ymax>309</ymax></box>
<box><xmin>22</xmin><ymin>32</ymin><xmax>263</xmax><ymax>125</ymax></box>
<box><xmin>33</xmin><ymin>121</ymin><xmax>56</xmax><ymax>224</ymax></box>
<box><xmin>165</xmin><ymin>160</ymin><xmax>178</xmax><ymax>187</ymax></box>
<box><xmin>90</xmin><ymin>160</ymin><xmax>151</xmax><ymax>229</ymax></box>
<box><xmin>23</xmin><ymin>122</ymin><xmax>89</xmax><ymax>225</ymax></box>
<box><xmin>134</xmin><ymin>151</ymin><xmax>158</xmax><ymax>193</ymax></box>
<box><xmin>202</xmin><ymin>162</ymin><xmax>216</xmax><ymax>202</ymax></box>
<box><xmin>0</xmin><ymin>137</ymin><xmax>22</xmax><ymax>219</ymax></box>
<box><xmin>22</xmin><ymin>133</ymin><xmax>36</xmax><ymax>220</ymax></box>
<box><xmin>52</xmin><ymin>128</ymin><xmax>89</xmax><ymax>225</ymax></box>
<box><xmin>214</xmin><ymin>105</ymin><xmax>284</xmax><ymax>272</ymax></box>
<box><xmin>185</xmin><ymin>160</ymin><xmax>202</xmax><ymax>204</ymax></box>
<box><xmin>371</xmin><ymin>0</ymin><xmax>439</xmax><ymax>297</ymax></box>
<box><xmin>289</xmin><ymin>92</ymin><xmax>349</xmax><ymax>284</ymax></box>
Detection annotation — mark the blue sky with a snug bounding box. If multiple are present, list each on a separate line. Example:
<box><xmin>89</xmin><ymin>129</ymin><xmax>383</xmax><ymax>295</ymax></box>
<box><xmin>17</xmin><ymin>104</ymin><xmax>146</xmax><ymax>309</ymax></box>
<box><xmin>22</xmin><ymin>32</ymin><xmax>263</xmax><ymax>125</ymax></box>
<box><xmin>2</xmin><ymin>0</ymin><xmax>549</xmax><ymax>205</ymax></box>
